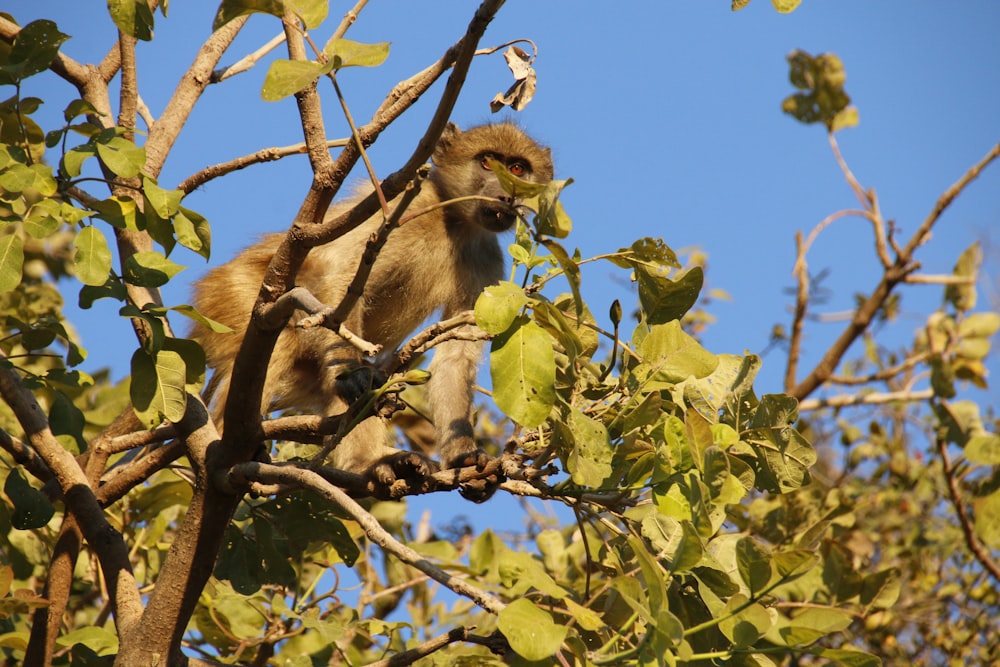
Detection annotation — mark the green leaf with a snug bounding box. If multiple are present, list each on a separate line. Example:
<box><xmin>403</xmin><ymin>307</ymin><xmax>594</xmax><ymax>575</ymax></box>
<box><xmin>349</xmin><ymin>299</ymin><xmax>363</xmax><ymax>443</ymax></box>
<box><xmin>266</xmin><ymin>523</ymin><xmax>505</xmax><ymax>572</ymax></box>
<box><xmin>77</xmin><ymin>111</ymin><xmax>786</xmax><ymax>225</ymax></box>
<box><xmin>213</xmin><ymin>0</ymin><xmax>285</xmax><ymax>31</ymax></box>
<box><xmin>637</xmin><ymin>264</ymin><xmax>703</xmax><ymax>324</ymax></box>
<box><xmin>148</xmin><ymin>304</ymin><xmax>234</xmax><ymax>333</ymax></box>
<box><xmin>4</xmin><ymin>469</ymin><xmax>55</xmax><ymax>529</ymax></box>
<box><xmin>324</xmin><ymin>38</ymin><xmax>390</xmax><ymax>69</ymax></box>
<box><xmin>91</xmin><ymin>196</ymin><xmax>139</xmax><ymax>230</ymax></box>
<box><xmin>95</xmin><ymin>135</ymin><xmax>146</xmax><ymax>177</ymax></box>
<box><xmin>965</xmin><ymin>433</ymin><xmax>1000</xmax><ymax>465</ymax></box>
<box><xmin>535</xmin><ymin>178</ymin><xmax>573</xmax><ymax>238</ymax></box>
<box><xmin>122</xmin><ymin>250</ymin><xmax>185</xmax><ymax>287</ymax></box>
<box><xmin>540</xmin><ymin>238</ymin><xmax>582</xmax><ymax>317</ymax></box>
<box><xmin>61</xmin><ymin>144</ymin><xmax>96</xmax><ymax>178</ymax></box>
<box><xmin>79</xmin><ymin>279</ymin><xmax>128</xmax><ymax>309</ymax></box>
<box><xmin>2</xmin><ymin>20</ymin><xmax>70</xmax><ymax>83</ymax></box>
<box><xmin>290</xmin><ymin>0</ymin><xmax>329</xmax><ymax>28</ymax></box>
<box><xmin>945</xmin><ymin>242</ymin><xmax>982</xmax><ymax>312</ymax></box>
<box><xmin>174</xmin><ymin>206</ymin><xmax>212</xmax><ymax>259</ymax></box>
<box><xmin>107</xmin><ymin>0</ymin><xmax>155</xmax><ymax>40</ymax></box>
<box><xmin>54</xmin><ymin>626</ymin><xmax>118</xmax><ymax>656</ymax></box>
<box><xmin>0</xmin><ymin>234</ymin><xmax>25</xmax><ymax>293</ymax></box>
<box><xmin>142</xmin><ymin>176</ymin><xmax>183</xmax><ymax>218</ymax></box>
<box><xmin>497</xmin><ymin>598</ymin><xmax>568</xmax><ymax>661</ymax></box>
<box><xmin>720</xmin><ymin>593</ymin><xmax>772</xmax><ymax>647</ymax></box>
<box><xmin>0</xmin><ymin>163</ymin><xmax>35</xmax><ymax>193</ymax></box>
<box><xmin>782</xmin><ymin>50</ymin><xmax>853</xmax><ymax>131</ymax></box>
<box><xmin>490</xmin><ymin>317</ymin><xmax>556</xmax><ymax>427</ymax></box>
<box><xmin>640</xmin><ymin>514</ymin><xmax>703</xmax><ymax>573</ymax></box>
<box><xmin>261</xmin><ymin>59</ymin><xmax>329</xmax><ymax>102</ymax></box>
<box><xmin>638</xmin><ymin>320</ymin><xmax>718</xmax><ymax>383</ymax></box>
<box><xmin>474</xmin><ymin>281</ymin><xmax>528</xmax><ymax>335</ymax></box>
<box><xmin>131</xmin><ymin>348</ymin><xmax>188</xmax><ymax>427</ymax></box>
<box><xmin>73</xmin><ymin>226</ymin><xmax>114</xmax><ymax>286</ymax></box>
<box><xmin>859</xmin><ymin>567</ymin><xmax>900</xmax><ymax>609</ymax></box>
<box><xmin>736</xmin><ymin>537</ymin><xmax>773</xmax><ymax>595</ymax></box>
<box><xmin>489</xmin><ymin>159</ymin><xmax>548</xmax><ymax>199</ymax></box>
<box><xmin>564</xmin><ymin>408</ymin><xmax>613</xmax><ymax>487</ymax></box>
<box><xmin>975</xmin><ymin>491</ymin><xmax>1000</xmax><ymax>549</ymax></box>
<box><xmin>49</xmin><ymin>391</ymin><xmax>87</xmax><ymax>453</ymax></box>
<box><xmin>609</xmin><ymin>237</ymin><xmax>680</xmax><ymax>270</ymax></box>
<box><xmin>779</xmin><ymin>608</ymin><xmax>852</xmax><ymax>646</ymax></box>
<box><xmin>162</xmin><ymin>337</ymin><xmax>206</xmax><ymax>393</ymax></box>
<box><xmin>812</xmin><ymin>648</ymin><xmax>881</xmax><ymax>667</ymax></box>
<box><xmin>23</xmin><ymin>198</ymin><xmax>62</xmax><ymax>238</ymax></box>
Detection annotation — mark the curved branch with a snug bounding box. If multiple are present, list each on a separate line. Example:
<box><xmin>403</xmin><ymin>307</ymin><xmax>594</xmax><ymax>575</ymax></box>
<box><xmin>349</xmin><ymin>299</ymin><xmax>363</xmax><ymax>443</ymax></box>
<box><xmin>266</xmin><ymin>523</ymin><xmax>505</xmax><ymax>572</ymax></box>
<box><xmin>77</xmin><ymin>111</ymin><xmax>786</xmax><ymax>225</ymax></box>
<box><xmin>230</xmin><ymin>462</ymin><xmax>507</xmax><ymax>615</ymax></box>
<box><xmin>936</xmin><ymin>435</ymin><xmax>1000</xmax><ymax>584</ymax></box>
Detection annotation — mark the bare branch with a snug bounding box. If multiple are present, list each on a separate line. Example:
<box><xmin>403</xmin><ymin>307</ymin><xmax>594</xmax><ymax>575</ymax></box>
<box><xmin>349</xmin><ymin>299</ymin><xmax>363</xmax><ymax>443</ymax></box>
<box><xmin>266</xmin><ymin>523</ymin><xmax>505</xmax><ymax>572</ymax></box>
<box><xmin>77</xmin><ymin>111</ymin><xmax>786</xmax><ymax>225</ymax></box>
<box><xmin>903</xmin><ymin>141</ymin><xmax>1000</xmax><ymax>257</ymax></box>
<box><xmin>936</xmin><ymin>435</ymin><xmax>1000</xmax><ymax>584</ymax></box>
<box><xmin>178</xmin><ymin>138</ymin><xmax>349</xmax><ymax>194</ymax></box>
<box><xmin>790</xmin><ymin>141</ymin><xmax>1000</xmax><ymax>400</ymax></box>
<box><xmin>211</xmin><ymin>32</ymin><xmax>285</xmax><ymax>83</ymax></box>
<box><xmin>144</xmin><ymin>17</ymin><xmax>249</xmax><ymax>178</ymax></box>
<box><xmin>827</xmin><ymin>351</ymin><xmax>930</xmax><ymax>386</ymax></box>
<box><xmin>798</xmin><ymin>388</ymin><xmax>933</xmax><ymax>411</ymax></box>
<box><xmin>904</xmin><ymin>273</ymin><xmax>977</xmax><ymax>286</ymax></box>
<box><xmin>386</xmin><ymin>311</ymin><xmax>488</xmax><ymax>376</ymax></box>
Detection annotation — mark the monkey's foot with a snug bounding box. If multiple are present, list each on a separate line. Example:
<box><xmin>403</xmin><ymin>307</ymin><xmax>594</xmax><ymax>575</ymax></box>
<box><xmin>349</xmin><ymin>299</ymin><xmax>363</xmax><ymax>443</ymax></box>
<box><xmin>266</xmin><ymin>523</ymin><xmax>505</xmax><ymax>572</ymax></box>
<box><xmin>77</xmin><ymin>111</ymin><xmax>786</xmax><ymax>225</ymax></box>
<box><xmin>447</xmin><ymin>449</ymin><xmax>503</xmax><ymax>503</ymax></box>
<box><xmin>368</xmin><ymin>451</ymin><xmax>439</xmax><ymax>499</ymax></box>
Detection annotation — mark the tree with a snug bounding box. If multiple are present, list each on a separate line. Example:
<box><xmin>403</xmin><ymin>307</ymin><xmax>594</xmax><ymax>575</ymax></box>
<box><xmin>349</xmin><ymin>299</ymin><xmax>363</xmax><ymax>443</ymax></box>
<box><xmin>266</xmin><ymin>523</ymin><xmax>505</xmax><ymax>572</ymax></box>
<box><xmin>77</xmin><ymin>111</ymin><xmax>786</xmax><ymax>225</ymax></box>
<box><xmin>1</xmin><ymin>2</ymin><xmax>998</xmax><ymax>666</ymax></box>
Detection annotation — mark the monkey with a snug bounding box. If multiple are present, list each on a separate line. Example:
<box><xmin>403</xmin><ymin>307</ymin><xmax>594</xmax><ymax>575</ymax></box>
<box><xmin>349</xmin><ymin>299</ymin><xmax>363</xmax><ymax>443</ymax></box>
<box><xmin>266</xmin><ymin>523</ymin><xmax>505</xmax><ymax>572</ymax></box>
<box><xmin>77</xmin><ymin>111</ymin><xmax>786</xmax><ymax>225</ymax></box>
<box><xmin>189</xmin><ymin>122</ymin><xmax>554</xmax><ymax>500</ymax></box>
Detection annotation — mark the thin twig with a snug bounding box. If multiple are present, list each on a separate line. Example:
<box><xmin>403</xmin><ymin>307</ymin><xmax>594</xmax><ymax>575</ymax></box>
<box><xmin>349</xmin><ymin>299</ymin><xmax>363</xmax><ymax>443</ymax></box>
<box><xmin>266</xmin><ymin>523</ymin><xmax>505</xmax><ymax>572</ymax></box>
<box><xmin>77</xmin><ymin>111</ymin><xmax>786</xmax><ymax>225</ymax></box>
<box><xmin>178</xmin><ymin>138</ymin><xmax>349</xmax><ymax>194</ymax></box>
<box><xmin>936</xmin><ymin>435</ymin><xmax>1000</xmax><ymax>584</ymax></box>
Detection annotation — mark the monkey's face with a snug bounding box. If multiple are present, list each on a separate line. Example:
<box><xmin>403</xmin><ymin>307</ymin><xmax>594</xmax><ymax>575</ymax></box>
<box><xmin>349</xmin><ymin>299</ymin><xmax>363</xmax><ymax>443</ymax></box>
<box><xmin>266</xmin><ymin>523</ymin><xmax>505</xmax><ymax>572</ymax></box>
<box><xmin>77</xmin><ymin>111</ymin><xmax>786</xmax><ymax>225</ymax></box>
<box><xmin>430</xmin><ymin>123</ymin><xmax>554</xmax><ymax>235</ymax></box>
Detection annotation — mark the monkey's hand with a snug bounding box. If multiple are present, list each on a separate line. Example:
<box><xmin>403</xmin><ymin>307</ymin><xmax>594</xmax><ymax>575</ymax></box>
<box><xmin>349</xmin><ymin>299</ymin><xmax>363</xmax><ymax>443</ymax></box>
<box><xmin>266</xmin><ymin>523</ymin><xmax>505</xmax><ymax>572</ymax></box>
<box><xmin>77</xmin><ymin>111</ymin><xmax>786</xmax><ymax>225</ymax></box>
<box><xmin>335</xmin><ymin>364</ymin><xmax>388</xmax><ymax>404</ymax></box>
<box><xmin>368</xmin><ymin>451</ymin><xmax>440</xmax><ymax>499</ymax></box>
<box><xmin>444</xmin><ymin>447</ymin><xmax>503</xmax><ymax>503</ymax></box>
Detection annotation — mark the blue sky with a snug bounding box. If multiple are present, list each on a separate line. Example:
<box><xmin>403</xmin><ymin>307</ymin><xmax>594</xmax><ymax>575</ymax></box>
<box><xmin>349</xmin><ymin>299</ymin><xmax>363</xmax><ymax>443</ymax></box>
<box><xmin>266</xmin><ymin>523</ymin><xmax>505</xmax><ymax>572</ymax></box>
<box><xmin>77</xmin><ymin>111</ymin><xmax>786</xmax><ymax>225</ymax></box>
<box><xmin>11</xmin><ymin>1</ymin><xmax>1000</xmax><ymax>528</ymax></box>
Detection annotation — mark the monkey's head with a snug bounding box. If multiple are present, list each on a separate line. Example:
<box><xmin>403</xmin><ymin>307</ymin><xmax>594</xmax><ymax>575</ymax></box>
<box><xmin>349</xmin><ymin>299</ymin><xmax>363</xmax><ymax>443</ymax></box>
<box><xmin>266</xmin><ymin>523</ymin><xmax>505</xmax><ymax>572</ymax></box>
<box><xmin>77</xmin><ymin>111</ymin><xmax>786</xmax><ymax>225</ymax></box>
<box><xmin>430</xmin><ymin>122</ymin><xmax>554</xmax><ymax>233</ymax></box>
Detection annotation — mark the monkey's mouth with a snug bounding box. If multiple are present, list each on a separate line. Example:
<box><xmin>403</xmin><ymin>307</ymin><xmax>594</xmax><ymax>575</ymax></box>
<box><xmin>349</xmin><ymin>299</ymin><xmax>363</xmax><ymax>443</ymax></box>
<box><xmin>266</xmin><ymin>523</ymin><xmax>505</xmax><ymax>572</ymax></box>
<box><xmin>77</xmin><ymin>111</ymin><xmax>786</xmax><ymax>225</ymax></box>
<box><xmin>480</xmin><ymin>200</ymin><xmax>519</xmax><ymax>231</ymax></box>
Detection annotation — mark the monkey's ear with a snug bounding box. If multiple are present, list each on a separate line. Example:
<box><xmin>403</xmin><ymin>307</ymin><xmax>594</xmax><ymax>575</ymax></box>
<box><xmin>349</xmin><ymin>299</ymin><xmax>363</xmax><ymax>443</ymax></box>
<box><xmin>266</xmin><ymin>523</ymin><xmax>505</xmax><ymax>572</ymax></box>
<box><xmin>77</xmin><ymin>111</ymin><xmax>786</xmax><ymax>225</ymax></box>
<box><xmin>433</xmin><ymin>122</ymin><xmax>462</xmax><ymax>160</ymax></box>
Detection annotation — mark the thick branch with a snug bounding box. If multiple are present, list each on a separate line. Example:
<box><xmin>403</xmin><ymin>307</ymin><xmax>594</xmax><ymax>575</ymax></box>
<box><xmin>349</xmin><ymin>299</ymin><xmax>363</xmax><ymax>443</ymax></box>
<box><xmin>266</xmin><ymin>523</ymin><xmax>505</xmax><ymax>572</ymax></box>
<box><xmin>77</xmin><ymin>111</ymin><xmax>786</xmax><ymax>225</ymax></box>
<box><xmin>0</xmin><ymin>363</ymin><xmax>143</xmax><ymax>635</ymax></box>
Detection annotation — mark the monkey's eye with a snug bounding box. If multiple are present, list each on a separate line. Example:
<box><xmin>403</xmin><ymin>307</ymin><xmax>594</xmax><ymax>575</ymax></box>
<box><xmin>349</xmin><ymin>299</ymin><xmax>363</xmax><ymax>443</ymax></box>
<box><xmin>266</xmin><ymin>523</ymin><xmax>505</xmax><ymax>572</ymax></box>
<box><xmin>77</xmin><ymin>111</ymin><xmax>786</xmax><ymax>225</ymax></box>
<box><xmin>508</xmin><ymin>161</ymin><xmax>527</xmax><ymax>177</ymax></box>
<box><xmin>480</xmin><ymin>154</ymin><xmax>499</xmax><ymax>171</ymax></box>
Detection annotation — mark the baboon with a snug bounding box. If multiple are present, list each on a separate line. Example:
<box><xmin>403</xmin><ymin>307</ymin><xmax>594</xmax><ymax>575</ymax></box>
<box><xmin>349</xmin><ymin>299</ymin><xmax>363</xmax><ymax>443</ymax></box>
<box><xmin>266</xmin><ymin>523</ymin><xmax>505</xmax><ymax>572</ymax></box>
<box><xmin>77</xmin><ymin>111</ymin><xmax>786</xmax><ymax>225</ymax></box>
<box><xmin>190</xmin><ymin>122</ymin><xmax>554</xmax><ymax>500</ymax></box>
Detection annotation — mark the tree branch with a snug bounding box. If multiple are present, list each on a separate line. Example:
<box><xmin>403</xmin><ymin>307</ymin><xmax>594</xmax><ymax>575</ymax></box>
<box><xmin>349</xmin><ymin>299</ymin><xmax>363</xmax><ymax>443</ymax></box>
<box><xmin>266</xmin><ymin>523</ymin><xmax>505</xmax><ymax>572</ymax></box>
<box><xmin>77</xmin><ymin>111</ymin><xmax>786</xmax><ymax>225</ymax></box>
<box><xmin>936</xmin><ymin>435</ymin><xmax>1000</xmax><ymax>584</ymax></box>
<box><xmin>790</xmin><ymin>140</ymin><xmax>1000</xmax><ymax>400</ymax></box>
<box><xmin>230</xmin><ymin>462</ymin><xmax>507</xmax><ymax>615</ymax></box>
<box><xmin>0</xmin><ymin>361</ymin><xmax>144</xmax><ymax>635</ymax></box>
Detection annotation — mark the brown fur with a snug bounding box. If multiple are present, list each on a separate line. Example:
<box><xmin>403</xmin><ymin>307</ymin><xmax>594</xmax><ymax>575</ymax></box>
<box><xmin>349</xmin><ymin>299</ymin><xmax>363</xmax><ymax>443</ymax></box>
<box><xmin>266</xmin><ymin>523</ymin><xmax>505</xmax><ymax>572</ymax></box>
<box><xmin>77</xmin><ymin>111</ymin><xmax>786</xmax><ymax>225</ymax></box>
<box><xmin>190</xmin><ymin>123</ymin><xmax>553</xmax><ymax>496</ymax></box>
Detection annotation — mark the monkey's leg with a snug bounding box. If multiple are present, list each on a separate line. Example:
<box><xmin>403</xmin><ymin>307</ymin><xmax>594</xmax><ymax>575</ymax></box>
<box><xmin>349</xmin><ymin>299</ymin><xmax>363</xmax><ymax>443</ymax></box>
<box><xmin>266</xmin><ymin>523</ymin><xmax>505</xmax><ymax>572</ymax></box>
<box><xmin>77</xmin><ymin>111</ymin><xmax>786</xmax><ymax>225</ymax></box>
<box><xmin>428</xmin><ymin>336</ymin><xmax>502</xmax><ymax>502</ymax></box>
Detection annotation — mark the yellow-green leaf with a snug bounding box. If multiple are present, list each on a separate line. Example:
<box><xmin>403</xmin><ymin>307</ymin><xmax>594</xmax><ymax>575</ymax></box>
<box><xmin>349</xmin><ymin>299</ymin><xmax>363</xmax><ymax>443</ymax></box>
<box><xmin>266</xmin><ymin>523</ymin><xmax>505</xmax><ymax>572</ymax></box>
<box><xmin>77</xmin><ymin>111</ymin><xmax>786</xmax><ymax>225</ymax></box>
<box><xmin>0</xmin><ymin>234</ymin><xmax>25</xmax><ymax>293</ymax></box>
<box><xmin>324</xmin><ymin>38</ymin><xmax>390</xmax><ymax>69</ymax></box>
<box><xmin>497</xmin><ymin>599</ymin><xmax>568</xmax><ymax>661</ymax></box>
<box><xmin>490</xmin><ymin>317</ymin><xmax>555</xmax><ymax>427</ymax></box>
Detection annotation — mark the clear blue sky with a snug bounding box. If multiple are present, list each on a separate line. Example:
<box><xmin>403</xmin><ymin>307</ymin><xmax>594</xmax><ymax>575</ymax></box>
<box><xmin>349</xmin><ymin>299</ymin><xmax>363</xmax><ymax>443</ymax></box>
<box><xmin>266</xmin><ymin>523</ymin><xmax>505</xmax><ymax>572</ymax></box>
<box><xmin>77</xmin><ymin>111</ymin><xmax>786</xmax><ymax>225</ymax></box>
<box><xmin>12</xmin><ymin>2</ymin><xmax>1000</xmax><ymax>528</ymax></box>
